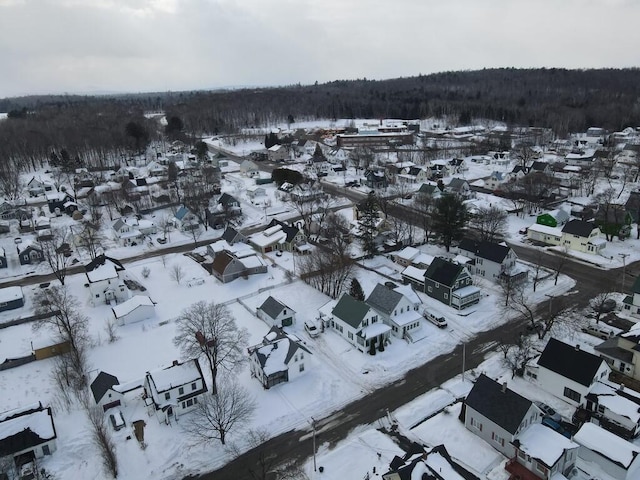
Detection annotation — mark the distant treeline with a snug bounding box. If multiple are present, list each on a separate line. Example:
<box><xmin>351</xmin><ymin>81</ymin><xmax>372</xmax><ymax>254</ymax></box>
<box><xmin>1</xmin><ymin>68</ymin><xmax>640</xmax><ymax>178</ymax></box>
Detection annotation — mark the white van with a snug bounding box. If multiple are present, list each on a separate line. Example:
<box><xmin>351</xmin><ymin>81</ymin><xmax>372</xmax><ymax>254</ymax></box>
<box><xmin>581</xmin><ymin>324</ymin><xmax>615</xmax><ymax>340</ymax></box>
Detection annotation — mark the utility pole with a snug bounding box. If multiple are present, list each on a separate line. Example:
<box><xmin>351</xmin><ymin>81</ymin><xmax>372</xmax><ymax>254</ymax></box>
<box><xmin>619</xmin><ymin>253</ymin><xmax>630</xmax><ymax>293</ymax></box>
<box><xmin>311</xmin><ymin>417</ymin><xmax>317</xmax><ymax>472</ymax></box>
<box><xmin>462</xmin><ymin>343</ymin><xmax>466</xmax><ymax>382</ymax></box>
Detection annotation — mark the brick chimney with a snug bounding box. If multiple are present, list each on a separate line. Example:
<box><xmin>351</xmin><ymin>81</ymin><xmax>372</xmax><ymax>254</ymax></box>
<box><xmin>172</xmin><ymin>359</ymin><xmax>179</xmax><ymax>366</ymax></box>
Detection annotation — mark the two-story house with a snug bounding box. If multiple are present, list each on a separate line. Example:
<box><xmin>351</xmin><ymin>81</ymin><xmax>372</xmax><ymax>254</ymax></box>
<box><xmin>423</xmin><ymin>257</ymin><xmax>481</xmax><ymax>310</ymax></box>
<box><xmin>112</xmin><ymin>217</ymin><xmax>144</xmax><ymax>246</ymax></box>
<box><xmin>526</xmin><ymin>338</ymin><xmax>611</xmax><ymax>406</ymax></box>
<box><xmin>247</xmin><ymin>326</ymin><xmax>311</xmax><ymax>389</ymax></box>
<box><xmin>365</xmin><ymin>283</ymin><xmax>422</xmax><ymax>340</ymax></box>
<box><xmin>330</xmin><ymin>293</ymin><xmax>391</xmax><ymax>354</ymax></box>
<box><xmin>582</xmin><ymin>381</ymin><xmax>640</xmax><ymax>440</ymax></box>
<box><xmin>595</xmin><ymin>322</ymin><xmax>640</xmax><ymax>380</ymax></box>
<box><xmin>144</xmin><ymin>359</ymin><xmax>208</xmax><ymax>424</ymax></box>
<box><xmin>248</xmin><ymin>219</ymin><xmax>308</xmax><ymax>254</ymax></box>
<box><xmin>560</xmin><ymin>220</ymin><xmax>607</xmax><ymax>254</ymax></box>
<box><xmin>256</xmin><ymin>296</ymin><xmax>296</xmax><ymax>328</ymax></box>
<box><xmin>457</xmin><ymin>238</ymin><xmax>527</xmax><ymax>285</ymax></box>
<box><xmin>84</xmin><ymin>254</ymin><xmax>129</xmax><ymax>306</ymax></box>
<box><xmin>463</xmin><ymin>374</ymin><xmax>542</xmax><ymax>458</ymax></box>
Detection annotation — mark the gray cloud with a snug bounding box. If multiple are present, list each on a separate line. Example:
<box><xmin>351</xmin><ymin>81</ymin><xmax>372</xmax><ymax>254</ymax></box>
<box><xmin>0</xmin><ymin>0</ymin><xmax>638</xmax><ymax>97</ymax></box>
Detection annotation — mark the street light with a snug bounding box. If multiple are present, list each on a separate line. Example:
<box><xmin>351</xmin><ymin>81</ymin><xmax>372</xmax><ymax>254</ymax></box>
<box><xmin>619</xmin><ymin>253</ymin><xmax>630</xmax><ymax>293</ymax></box>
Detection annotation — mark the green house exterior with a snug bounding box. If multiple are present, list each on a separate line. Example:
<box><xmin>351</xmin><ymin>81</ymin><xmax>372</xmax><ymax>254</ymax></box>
<box><xmin>537</xmin><ymin>213</ymin><xmax>559</xmax><ymax>227</ymax></box>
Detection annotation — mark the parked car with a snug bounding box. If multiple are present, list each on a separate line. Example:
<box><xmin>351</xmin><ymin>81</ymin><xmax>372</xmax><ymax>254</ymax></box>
<box><xmin>19</xmin><ymin>461</ymin><xmax>36</xmax><ymax>480</ymax></box>
<box><xmin>304</xmin><ymin>320</ymin><xmax>320</xmax><ymax>338</ymax></box>
<box><xmin>534</xmin><ymin>401</ymin><xmax>562</xmax><ymax>422</ymax></box>
<box><xmin>423</xmin><ymin>311</ymin><xmax>447</xmax><ymax>328</ymax></box>
<box><xmin>581</xmin><ymin>324</ymin><xmax>615</xmax><ymax>340</ymax></box>
<box><xmin>541</xmin><ymin>416</ymin><xmax>572</xmax><ymax>439</ymax></box>
<box><xmin>109</xmin><ymin>409</ymin><xmax>125</xmax><ymax>431</ymax></box>
<box><xmin>156</xmin><ymin>237</ymin><xmax>167</xmax><ymax>244</ymax></box>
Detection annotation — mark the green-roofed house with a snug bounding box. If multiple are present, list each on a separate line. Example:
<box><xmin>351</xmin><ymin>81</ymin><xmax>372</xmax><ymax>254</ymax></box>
<box><xmin>330</xmin><ymin>293</ymin><xmax>391</xmax><ymax>354</ymax></box>
<box><xmin>623</xmin><ymin>276</ymin><xmax>640</xmax><ymax>316</ymax></box>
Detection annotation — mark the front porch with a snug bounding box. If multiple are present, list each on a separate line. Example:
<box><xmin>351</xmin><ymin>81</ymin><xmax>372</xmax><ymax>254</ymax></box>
<box><xmin>505</xmin><ymin>458</ymin><xmax>543</xmax><ymax>480</ymax></box>
<box><xmin>451</xmin><ymin>285</ymin><xmax>481</xmax><ymax>310</ymax></box>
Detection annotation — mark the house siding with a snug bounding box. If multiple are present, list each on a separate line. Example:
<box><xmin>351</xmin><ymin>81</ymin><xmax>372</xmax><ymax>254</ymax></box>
<box><xmin>532</xmin><ymin>362</ymin><xmax>610</xmax><ymax>406</ymax></box>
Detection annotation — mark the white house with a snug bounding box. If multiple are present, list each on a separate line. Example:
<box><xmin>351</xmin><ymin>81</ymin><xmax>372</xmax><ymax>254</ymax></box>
<box><xmin>583</xmin><ymin>381</ymin><xmax>640</xmax><ymax>440</ymax></box>
<box><xmin>526</xmin><ymin>338</ymin><xmax>611</xmax><ymax>406</ymax></box>
<box><xmin>84</xmin><ymin>254</ymin><xmax>130</xmax><ymax>306</ymax></box>
<box><xmin>144</xmin><ymin>359</ymin><xmax>208</xmax><ymax>424</ymax></box>
<box><xmin>365</xmin><ymin>283</ymin><xmax>423</xmax><ymax>341</ymax></box>
<box><xmin>256</xmin><ymin>296</ymin><xmax>296</xmax><ymax>328</ymax></box>
<box><xmin>90</xmin><ymin>371</ymin><xmax>124</xmax><ymax>412</ymax></box>
<box><xmin>0</xmin><ymin>402</ymin><xmax>57</xmax><ymax>463</ymax></box>
<box><xmin>463</xmin><ymin>374</ymin><xmax>542</xmax><ymax>459</ymax></box>
<box><xmin>573</xmin><ymin>422</ymin><xmax>640</xmax><ymax>480</ymax></box>
<box><xmin>112</xmin><ymin>217</ymin><xmax>143</xmax><ymax>246</ymax></box>
<box><xmin>111</xmin><ymin>295</ymin><xmax>156</xmax><ymax>326</ymax></box>
<box><xmin>247</xmin><ymin>326</ymin><xmax>311</xmax><ymax>389</ymax></box>
<box><xmin>457</xmin><ymin>238</ymin><xmax>527</xmax><ymax>285</ymax></box>
<box><xmin>330</xmin><ymin>293</ymin><xmax>391</xmax><ymax>354</ymax></box>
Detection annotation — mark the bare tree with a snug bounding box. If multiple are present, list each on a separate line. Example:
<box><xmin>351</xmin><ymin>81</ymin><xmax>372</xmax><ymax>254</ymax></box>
<box><xmin>413</xmin><ymin>190</ymin><xmax>434</xmax><ymax>242</ymax></box>
<box><xmin>298</xmin><ymin>248</ymin><xmax>354</xmax><ymax>299</ymax></box>
<box><xmin>105</xmin><ymin>319</ymin><xmax>119</xmax><ymax>343</ymax></box>
<box><xmin>0</xmin><ymin>161</ymin><xmax>21</xmax><ymax>200</ymax></box>
<box><xmin>40</xmin><ymin>227</ymin><xmax>72</xmax><ymax>285</ymax></box>
<box><xmin>85</xmin><ymin>405</ymin><xmax>118</xmax><ymax>478</ymax></box>
<box><xmin>503</xmin><ymin>284</ymin><xmax>537</xmax><ymax>331</ymax></box>
<box><xmin>157</xmin><ymin>214</ymin><xmax>173</xmax><ymax>241</ymax></box>
<box><xmin>589</xmin><ymin>291</ymin><xmax>616</xmax><ymax>324</ymax></box>
<box><xmin>34</xmin><ymin>285</ymin><xmax>89</xmax><ymax>389</ymax></box>
<box><xmin>0</xmin><ymin>454</ymin><xmax>17</xmax><ymax>479</ymax></box>
<box><xmin>502</xmin><ymin>335</ymin><xmax>537</xmax><ymax>378</ymax></box>
<box><xmin>170</xmin><ymin>263</ymin><xmax>184</xmax><ymax>284</ymax></box>
<box><xmin>531</xmin><ymin>250</ymin><xmax>545</xmax><ymax>293</ymax></box>
<box><xmin>468</xmin><ymin>205</ymin><xmax>508</xmax><ymax>242</ymax></box>
<box><xmin>173</xmin><ymin>301</ymin><xmax>249</xmax><ymax>395</ymax></box>
<box><xmin>552</xmin><ymin>247</ymin><xmax>569</xmax><ymax>286</ymax></box>
<box><xmin>181</xmin><ymin>376</ymin><xmax>255</xmax><ymax>445</ymax></box>
<box><xmin>76</xmin><ymin>221</ymin><xmax>104</xmax><ymax>261</ymax></box>
<box><xmin>322</xmin><ymin>212</ymin><xmax>352</xmax><ymax>258</ymax></box>
<box><xmin>180</xmin><ymin>176</ymin><xmax>217</xmax><ymax>230</ymax></box>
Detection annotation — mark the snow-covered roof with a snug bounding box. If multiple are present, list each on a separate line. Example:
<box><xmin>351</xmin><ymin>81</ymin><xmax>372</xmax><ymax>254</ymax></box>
<box><xmin>528</xmin><ymin>223</ymin><xmax>563</xmax><ymax>236</ymax></box>
<box><xmin>392</xmin><ymin>309</ymin><xmax>423</xmax><ymax>327</ymax></box>
<box><xmin>573</xmin><ymin>422</ymin><xmax>640</xmax><ymax>469</ymax></box>
<box><xmin>393</xmin><ymin>284</ymin><xmax>421</xmax><ymax>305</ymax></box>
<box><xmin>402</xmin><ymin>266</ymin><xmax>426</xmax><ymax>282</ymax></box>
<box><xmin>111</xmin><ymin>295</ymin><xmax>155</xmax><ymax>319</ymax></box>
<box><xmin>86</xmin><ymin>263</ymin><xmax>119</xmax><ymax>283</ymax></box>
<box><xmin>453</xmin><ymin>285</ymin><xmax>480</xmax><ymax>297</ymax></box>
<box><xmin>516</xmin><ymin>424</ymin><xmax>578</xmax><ymax>468</ymax></box>
<box><xmin>239</xmin><ymin>255</ymin><xmax>267</xmax><ymax>269</ymax></box>
<box><xmin>147</xmin><ymin>359</ymin><xmax>204</xmax><ymax>394</ymax></box>
<box><xmin>249</xmin><ymin>229</ymin><xmax>287</xmax><ymax>247</ymax></box>
<box><xmin>0</xmin><ymin>286</ymin><xmax>23</xmax><ymax>303</ymax></box>
<box><xmin>588</xmin><ymin>381</ymin><xmax>640</xmax><ymax>424</ymax></box>
<box><xmin>396</xmin><ymin>246</ymin><xmax>420</xmax><ymax>261</ymax></box>
<box><xmin>0</xmin><ymin>407</ymin><xmax>56</xmax><ymax>444</ymax></box>
<box><xmin>358</xmin><ymin>323</ymin><xmax>391</xmax><ymax>340</ymax></box>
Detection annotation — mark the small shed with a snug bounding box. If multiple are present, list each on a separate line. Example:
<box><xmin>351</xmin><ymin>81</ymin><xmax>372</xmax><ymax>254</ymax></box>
<box><xmin>0</xmin><ymin>286</ymin><xmax>24</xmax><ymax>312</ymax></box>
<box><xmin>536</xmin><ymin>208</ymin><xmax>569</xmax><ymax>228</ymax></box>
<box><xmin>111</xmin><ymin>295</ymin><xmax>156</xmax><ymax>326</ymax></box>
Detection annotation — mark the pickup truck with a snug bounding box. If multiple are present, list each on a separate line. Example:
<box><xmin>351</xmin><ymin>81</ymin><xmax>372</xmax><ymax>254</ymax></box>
<box><xmin>423</xmin><ymin>311</ymin><xmax>447</xmax><ymax>328</ymax></box>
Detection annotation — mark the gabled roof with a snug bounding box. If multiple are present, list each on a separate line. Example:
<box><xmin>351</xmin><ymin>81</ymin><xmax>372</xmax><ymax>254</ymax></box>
<box><xmin>332</xmin><ymin>294</ymin><xmax>371</xmax><ymax>329</ymax></box>
<box><xmin>418</xmin><ymin>183</ymin><xmax>438</xmax><ymax>195</ymax></box>
<box><xmin>221</xmin><ymin>226</ymin><xmax>243</xmax><ymax>244</ymax></box>
<box><xmin>458</xmin><ymin>238</ymin><xmax>511</xmax><ymax>264</ymax></box>
<box><xmin>258</xmin><ymin>296</ymin><xmax>293</xmax><ymax>320</ymax></box>
<box><xmin>365</xmin><ymin>284</ymin><xmax>403</xmax><ymax>316</ymax></box>
<box><xmin>537</xmin><ymin>338</ymin><xmax>606</xmax><ymax>387</ymax></box>
<box><xmin>90</xmin><ymin>371</ymin><xmax>120</xmax><ymax>403</ymax></box>
<box><xmin>424</xmin><ymin>257</ymin><xmax>466</xmax><ymax>287</ymax></box>
<box><xmin>218</xmin><ymin>192</ymin><xmax>238</xmax><ymax>206</ymax></box>
<box><xmin>174</xmin><ymin>205</ymin><xmax>192</xmax><ymax>221</ymax></box>
<box><xmin>0</xmin><ymin>404</ymin><xmax>56</xmax><ymax>456</ymax></box>
<box><xmin>632</xmin><ymin>276</ymin><xmax>640</xmax><ymax>295</ymax></box>
<box><xmin>464</xmin><ymin>374</ymin><xmax>532</xmax><ymax>435</ymax></box>
<box><xmin>561</xmin><ymin>219</ymin><xmax>597</xmax><ymax>238</ymax></box>
<box><xmin>250</xmin><ymin>327</ymin><xmax>311</xmax><ymax>375</ymax></box>
<box><xmin>211</xmin><ymin>251</ymin><xmax>235</xmax><ymax>275</ymax></box>
<box><xmin>530</xmin><ymin>161</ymin><xmax>549</xmax><ymax>171</ymax></box>
<box><xmin>447</xmin><ymin>178</ymin><xmax>468</xmax><ymax>191</ymax></box>
<box><xmin>266</xmin><ymin>219</ymin><xmax>300</xmax><ymax>243</ymax></box>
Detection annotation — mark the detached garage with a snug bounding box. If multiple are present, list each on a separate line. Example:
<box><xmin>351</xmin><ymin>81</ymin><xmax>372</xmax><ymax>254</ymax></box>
<box><xmin>0</xmin><ymin>286</ymin><xmax>24</xmax><ymax>312</ymax></box>
<box><xmin>111</xmin><ymin>295</ymin><xmax>156</xmax><ymax>326</ymax></box>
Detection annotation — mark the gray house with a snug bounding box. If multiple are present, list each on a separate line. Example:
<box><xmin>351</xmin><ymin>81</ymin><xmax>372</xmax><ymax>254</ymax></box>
<box><xmin>17</xmin><ymin>242</ymin><xmax>44</xmax><ymax>265</ymax></box>
<box><xmin>257</xmin><ymin>296</ymin><xmax>296</xmax><ymax>328</ymax></box>
<box><xmin>330</xmin><ymin>293</ymin><xmax>391</xmax><ymax>354</ymax></box>
<box><xmin>463</xmin><ymin>374</ymin><xmax>541</xmax><ymax>458</ymax></box>
<box><xmin>423</xmin><ymin>257</ymin><xmax>480</xmax><ymax>309</ymax></box>
<box><xmin>209</xmin><ymin>250</ymin><xmax>267</xmax><ymax>284</ymax></box>
<box><xmin>365</xmin><ymin>284</ymin><xmax>422</xmax><ymax>340</ymax></box>
<box><xmin>457</xmin><ymin>238</ymin><xmax>527</xmax><ymax>285</ymax></box>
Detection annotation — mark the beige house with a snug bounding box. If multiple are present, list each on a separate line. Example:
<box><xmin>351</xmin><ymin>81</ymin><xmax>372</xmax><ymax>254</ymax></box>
<box><xmin>560</xmin><ymin>220</ymin><xmax>606</xmax><ymax>254</ymax></box>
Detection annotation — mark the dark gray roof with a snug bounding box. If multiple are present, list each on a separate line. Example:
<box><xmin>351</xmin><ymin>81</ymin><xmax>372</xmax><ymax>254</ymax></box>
<box><xmin>218</xmin><ymin>192</ymin><xmax>238</xmax><ymax>206</ymax></box>
<box><xmin>447</xmin><ymin>178</ymin><xmax>468</xmax><ymax>191</ymax></box>
<box><xmin>418</xmin><ymin>183</ymin><xmax>437</xmax><ymax>195</ymax></box>
<box><xmin>530</xmin><ymin>161</ymin><xmax>549</xmax><ymax>171</ymax></box>
<box><xmin>594</xmin><ymin>337</ymin><xmax>634</xmax><ymax>363</ymax></box>
<box><xmin>365</xmin><ymin>284</ymin><xmax>403</xmax><ymax>315</ymax></box>
<box><xmin>222</xmin><ymin>227</ymin><xmax>243</xmax><ymax>244</ymax></box>
<box><xmin>90</xmin><ymin>371</ymin><xmax>120</xmax><ymax>403</ymax></box>
<box><xmin>424</xmin><ymin>257</ymin><xmax>465</xmax><ymax>287</ymax></box>
<box><xmin>464</xmin><ymin>374</ymin><xmax>532</xmax><ymax>435</ymax></box>
<box><xmin>84</xmin><ymin>254</ymin><xmax>125</xmax><ymax>273</ymax></box>
<box><xmin>0</xmin><ymin>405</ymin><xmax>56</xmax><ymax>457</ymax></box>
<box><xmin>252</xmin><ymin>326</ymin><xmax>311</xmax><ymax>371</ymax></box>
<box><xmin>267</xmin><ymin>219</ymin><xmax>300</xmax><ymax>243</ymax></box>
<box><xmin>458</xmin><ymin>238</ymin><xmax>511</xmax><ymax>264</ymax></box>
<box><xmin>561</xmin><ymin>219</ymin><xmax>597</xmax><ymax>238</ymax></box>
<box><xmin>538</xmin><ymin>338</ymin><xmax>605</xmax><ymax>387</ymax></box>
<box><xmin>258</xmin><ymin>296</ymin><xmax>292</xmax><ymax>320</ymax></box>
<box><xmin>332</xmin><ymin>294</ymin><xmax>370</xmax><ymax>329</ymax></box>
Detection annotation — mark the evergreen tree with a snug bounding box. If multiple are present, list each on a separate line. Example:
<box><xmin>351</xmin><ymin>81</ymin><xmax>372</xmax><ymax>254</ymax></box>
<box><xmin>432</xmin><ymin>194</ymin><xmax>467</xmax><ymax>252</ymax></box>
<box><xmin>349</xmin><ymin>278</ymin><xmax>365</xmax><ymax>301</ymax></box>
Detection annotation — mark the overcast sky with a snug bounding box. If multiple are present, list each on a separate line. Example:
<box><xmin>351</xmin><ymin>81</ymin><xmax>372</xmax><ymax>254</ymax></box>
<box><xmin>0</xmin><ymin>0</ymin><xmax>638</xmax><ymax>98</ymax></box>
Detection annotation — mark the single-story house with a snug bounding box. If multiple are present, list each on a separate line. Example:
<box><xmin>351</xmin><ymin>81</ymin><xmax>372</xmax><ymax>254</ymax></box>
<box><xmin>17</xmin><ymin>243</ymin><xmax>44</xmax><ymax>265</ymax></box>
<box><xmin>90</xmin><ymin>371</ymin><xmax>124</xmax><ymax>412</ymax></box>
<box><xmin>536</xmin><ymin>208</ymin><xmax>570</xmax><ymax>228</ymax></box>
<box><xmin>0</xmin><ymin>286</ymin><xmax>24</xmax><ymax>312</ymax></box>
<box><xmin>111</xmin><ymin>295</ymin><xmax>156</xmax><ymax>326</ymax></box>
<box><xmin>256</xmin><ymin>296</ymin><xmax>296</xmax><ymax>328</ymax></box>
<box><xmin>248</xmin><ymin>326</ymin><xmax>311</xmax><ymax>389</ymax></box>
<box><xmin>0</xmin><ymin>402</ymin><xmax>57</xmax><ymax>465</ymax></box>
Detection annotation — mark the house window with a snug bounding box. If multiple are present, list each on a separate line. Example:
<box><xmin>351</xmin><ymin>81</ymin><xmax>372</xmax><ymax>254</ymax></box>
<box><xmin>42</xmin><ymin>444</ymin><xmax>51</xmax><ymax>455</ymax></box>
<box><xmin>164</xmin><ymin>392</ymin><xmax>170</xmax><ymax>400</ymax></box>
<box><xmin>470</xmin><ymin>417</ymin><xmax>482</xmax><ymax>431</ymax></box>
<box><xmin>427</xmin><ymin>286</ymin><xmax>433</xmax><ymax>293</ymax></box>
<box><xmin>294</xmin><ymin>355</ymin><xmax>298</xmax><ymax>362</ymax></box>
<box><xmin>194</xmin><ymin>397</ymin><xmax>198</xmax><ymax>404</ymax></box>
<box><xmin>563</xmin><ymin>387</ymin><xmax>581</xmax><ymax>403</ymax></box>
<box><xmin>372</xmin><ymin>315</ymin><xmax>378</xmax><ymax>323</ymax></box>
<box><xmin>186</xmin><ymin>398</ymin><xmax>194</xmax><ymax>407</ymax></box>
<box><xmin>299</xmin><ymin>363</ymin><xmax>304</xmax><ymax>372</ymax></box>
<box><xmin>597</xmin><ymin>405</ymin><xmax>605</xmax><ymax>414</ymax></box>
<box><xmin>444</xmin><ymin>293</ymin><xmax>448</xmax><ymax>300</ymax></box>
<box><xmin>491</xmin><ymin>432</ymin><xmax>505</xmax><ymax>446</ymax></box>
<box><xmin>179</xmin><ymin>387</ymin><xmax>184</xmax><ymax>395</ymax></box>
<box><xmin>518</xmin><ymin>449</ymin><xmax>526</xmax><ymax>460</ymax></box>
<box><xmin>536</xmin><ymin>461</ymin><xmax>548</xmax><ymax>476</ymax></box>
<box><xmin>95</xmin><ymin>294</ymin><xmax>100</xmax><ymax>298</ymax></box>
<box><xmin>348</xmin><ymin>332</ymin><xmax>353</xmax><ymax>340</ymax></box>
<box><xmin>300</xmin><ymin>352</ymin><xmax>304</xmax><ymax>359</ymax></box>
<box><xmin>192</xmin><ymin>382</ymin><xmax>197</xmax><ymax>391</ymax></box>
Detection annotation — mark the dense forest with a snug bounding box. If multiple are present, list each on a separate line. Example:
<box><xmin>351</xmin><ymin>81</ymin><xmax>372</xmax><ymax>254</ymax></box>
<box><xmin>1</xmin><ymin>68</ymin><xmax>640</xmax><ymax>180</ymax></box>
